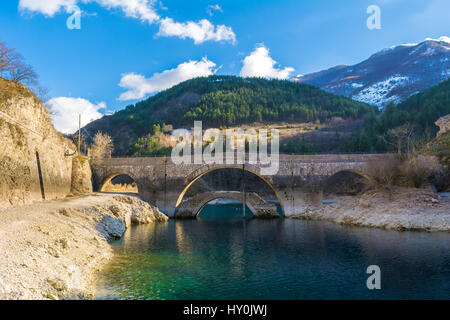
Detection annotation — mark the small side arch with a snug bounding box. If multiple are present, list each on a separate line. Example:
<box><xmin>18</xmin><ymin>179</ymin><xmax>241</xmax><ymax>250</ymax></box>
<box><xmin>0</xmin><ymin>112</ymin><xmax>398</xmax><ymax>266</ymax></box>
<box><xmin>100</xmin><ymin>172</ymin><xmax>139</xmax><ymax>193</ymax></box>
<box><xmin>324</xmin><ymin>169</ymin><xmax>373</xmax><ymax>196</ymax></box>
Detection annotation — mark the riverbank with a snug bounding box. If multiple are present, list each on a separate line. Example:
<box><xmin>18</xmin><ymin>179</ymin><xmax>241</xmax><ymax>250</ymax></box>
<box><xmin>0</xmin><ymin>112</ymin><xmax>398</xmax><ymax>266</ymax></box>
<box><xmin>291</xmin><ymin>187</ymin><xmax>450</xmax><ymax>232</ymax></box>
<box><xmin>0</xmin><ymin>193</ymin><xmax>167</xmax><ymax>300</ymax></box>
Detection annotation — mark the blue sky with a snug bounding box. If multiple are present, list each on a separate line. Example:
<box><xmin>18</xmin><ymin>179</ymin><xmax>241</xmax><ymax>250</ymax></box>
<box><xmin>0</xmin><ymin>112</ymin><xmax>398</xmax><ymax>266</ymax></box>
<box><xmin>0</xmin><ymin>0</ymin><xmax>449</xmax><ymax>133</ymax></box>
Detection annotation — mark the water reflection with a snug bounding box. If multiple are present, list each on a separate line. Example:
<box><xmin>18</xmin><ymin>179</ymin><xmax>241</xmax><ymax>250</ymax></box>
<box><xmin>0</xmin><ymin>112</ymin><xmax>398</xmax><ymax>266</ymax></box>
<box><xmin>96</xmin><ymin>205</ymin><xmax>450</xmax><ymax>300</ymax></box>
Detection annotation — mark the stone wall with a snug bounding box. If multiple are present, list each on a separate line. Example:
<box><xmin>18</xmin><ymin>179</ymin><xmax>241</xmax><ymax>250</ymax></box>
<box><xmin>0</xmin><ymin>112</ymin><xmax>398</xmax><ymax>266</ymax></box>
<box><xmin>71</xmin><ymin>156</ymin><xmax>93</xmax><ymax>194</ymax></box>
<box><xmin>0</xmin><ymin>78</ymin><xmax>75</xmax><ymax>208</ymax></box>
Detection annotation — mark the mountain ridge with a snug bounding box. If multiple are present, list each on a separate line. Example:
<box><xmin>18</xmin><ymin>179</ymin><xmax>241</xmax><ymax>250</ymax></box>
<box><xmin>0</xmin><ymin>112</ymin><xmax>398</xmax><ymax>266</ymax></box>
<box><xmin>293</xmin><ymin>37</ymin><xmax>450</xmax><ymax>107</ymax></box>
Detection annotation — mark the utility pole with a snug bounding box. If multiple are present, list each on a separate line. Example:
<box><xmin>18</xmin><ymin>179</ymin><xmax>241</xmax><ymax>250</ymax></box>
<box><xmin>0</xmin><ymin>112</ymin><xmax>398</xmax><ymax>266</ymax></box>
<box><xmin>164</xmin><ymin>158</ymin><xmax>167</xmax><ymax>213</ymax></box>
<box><xmin>291</xmin><ymin>161</ymin><xmax>294</xmax><ymax>215</ymax></box>
<box><xmin>78</xmin><ymin>114</ymin><xmax>81</xmax><ymax>155</ymax></box>
<box><xmin>242</xmin><ymin>162</ymin><xmax>246</xmax><ymax>218</ymax></box>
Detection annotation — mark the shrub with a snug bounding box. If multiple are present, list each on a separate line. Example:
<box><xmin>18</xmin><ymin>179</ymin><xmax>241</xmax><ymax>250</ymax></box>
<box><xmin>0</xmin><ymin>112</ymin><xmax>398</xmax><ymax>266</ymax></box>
<box><xmin>365</xmin><ymin>157</ymin><xmax>401</xmax><ymax>186</ymax></box>
<box><xmin>428</xmin><ymin>167</ymin><xmax>450</xmax><ymax>192</ymax></box>
<box><xmin>399</xmin><ymin>154</ymin><xmax>442</xmax><ymax>188</ymax></box>
<box><xmin>428</xmin><ymin>131</ymin><xmax>450</xmax><ymax>166</ymax></box>
<box><xmin>91</xmin><ymin>132</ymin><xmax>114</xmax><ymax>165</ymax></box>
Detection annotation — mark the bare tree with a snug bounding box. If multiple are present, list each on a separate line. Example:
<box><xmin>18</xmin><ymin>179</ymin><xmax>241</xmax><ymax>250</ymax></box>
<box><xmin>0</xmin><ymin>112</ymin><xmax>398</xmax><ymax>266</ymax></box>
<box><xmin>0</xmin><ymin>42</ymin><xmax>11</xmax><ymax>77</ymax></box>
<box><xmin>9</xmin><ymin>59</ymin><xmax>38</xmax><ymax>84</ymax></box>
<box><xmin>380</xmin><ymin>123</ymin><xmax>415</xmax><ymax>154</ymax></box>
<box><xmin>0</xmin><ymin>41</ymin><xmax>52</xmax><ymax>113</ymax></box>
<box><xmin>72</xmin><ymin>133</ymin><xmax>88</xmax><ymax>155</ymax></box>
<box><xmin>0</xmin><ymin>41</ymin><xmax>38</xmax><ymax>85</ymax></box>
<box><xmin>91</xmin><ymin>132</ymin><xmax>114</xmax><ymax>165</ymax></box>
<box><xmin>32</xmin><ymin>85</ymin><xmax>52</xmax><ymax>110</ymax></box>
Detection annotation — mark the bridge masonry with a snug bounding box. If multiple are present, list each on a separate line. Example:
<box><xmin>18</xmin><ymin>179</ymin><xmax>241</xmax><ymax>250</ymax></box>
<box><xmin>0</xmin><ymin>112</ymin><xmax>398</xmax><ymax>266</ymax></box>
<box><xmin>91</xmin><ymin>154</ymin><xmax>394</xmax><ymax>218</ymax></box>
<box><xmin>175</xmin><ymin>191</ymin><xmax>279</xmax><ymax>218</ymax></box>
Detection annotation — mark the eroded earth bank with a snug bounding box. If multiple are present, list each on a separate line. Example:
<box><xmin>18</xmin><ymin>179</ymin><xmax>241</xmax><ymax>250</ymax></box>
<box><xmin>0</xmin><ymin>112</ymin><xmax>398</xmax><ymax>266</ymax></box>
<box><xmin>0</xmin><ymin>194</ymin><xmax>167</xmax><ymax>300</ymax></box>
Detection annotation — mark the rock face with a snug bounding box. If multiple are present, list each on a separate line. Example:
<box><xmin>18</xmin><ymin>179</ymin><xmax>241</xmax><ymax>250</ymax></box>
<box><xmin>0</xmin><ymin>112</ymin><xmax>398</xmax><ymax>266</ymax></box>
<box><xmin>435</xmin><ymin>114</ymin><xmax>450</xmax><ymax>136</ymax></box>
<box><xmin>429</xmin><ymin>114</ymin><xmax>450</xmax><ymax>167</ymax></box>
<box><xmin>113</xmin><ymin>195</ymin><xmax>168</xmax><ymax>224</ymax></box>
<box><xmin>0</xmin><ymin>78</ymin><xmax>75</xmax><ymax>208</ymax></box>
<box><xmin>71</xmin><ymin>156</ymin><xmax>93</xmax><ymax>194</ymax></box>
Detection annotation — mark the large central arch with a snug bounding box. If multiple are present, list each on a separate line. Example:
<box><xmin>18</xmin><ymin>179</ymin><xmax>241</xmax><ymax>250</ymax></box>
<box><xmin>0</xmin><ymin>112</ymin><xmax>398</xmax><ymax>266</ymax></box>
<box><xmin>174</xmin><ymin>165</ymin><xmax>286</xmax><ymax>218</ymax></box>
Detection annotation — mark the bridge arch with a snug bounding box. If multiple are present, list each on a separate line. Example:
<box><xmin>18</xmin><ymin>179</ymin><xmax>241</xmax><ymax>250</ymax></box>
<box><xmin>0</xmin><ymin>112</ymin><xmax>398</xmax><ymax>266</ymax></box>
<box><xmin>99</xmin><ymin>172</ymin><xmax>139</xmax><ymax>193</ymax></box>
<box><xmin>175</xmin><ymin>165</ymin><xmax>285</xmax><ymax>218</ymax></box>
<box><xmin>324</xmin><ymin>169</ymin><xmax>373</xmax><ymax>196</ymax></box>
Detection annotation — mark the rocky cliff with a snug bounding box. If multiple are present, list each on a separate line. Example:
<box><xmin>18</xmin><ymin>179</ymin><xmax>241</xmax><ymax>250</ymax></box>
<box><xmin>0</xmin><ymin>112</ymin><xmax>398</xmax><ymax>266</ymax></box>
<box><xmin>436</xmin><ymin>114</ymin><xmax>450</xmax><ymax>137</ymax></box>
<box><xmin>0</xmin><ymin>78</ymin><xmax>75</xmax><ymax>208</ymax></box>
<box><xmin>430</xmin><ymin>114</ymin><xmax>450</xmax><ymax>167</ymax></box>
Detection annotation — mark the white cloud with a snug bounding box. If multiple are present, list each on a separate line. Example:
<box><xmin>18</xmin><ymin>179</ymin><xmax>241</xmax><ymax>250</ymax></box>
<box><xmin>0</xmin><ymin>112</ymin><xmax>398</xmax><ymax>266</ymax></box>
<box><xmin>240</xmin><ymin>45</ymin><xmax>294</xmax><ymax>79</ymax></box>
<box><xmin>19</xmin><ymin>0</ymin><xmax>236</xmax><ymax>44</ymax></box>
<box><xmin>94</xmin><ymin>0</ymin><xmax>159</xmax><ymax>23</ymax></box>
<box><xmin>157</xmin><ymin>18</ymin><xmax>236</xmax><ymax>44</ymax></box>
<box><xmin>206</xmin><ymin>4</ymin><xmax>223</xmax><ymax>16</ymax></box>
<box><xmin>19</xmin><ymin>0</ymin><xmax>77</xmax><ymax>16</ymax></box>
<box><xmin>118</xmin><ymin>57</ymin><xmax>217</xmax><ymax>100</ymax></box>
<box><xmin>46</xmin><ymin>97</ymin><xmax>105</xmax><ymax>133</ymax></box>
<box><xmin>20</xmin><ymin>0</ymin><xmax>159</xmax><ymax>22</ymax></box>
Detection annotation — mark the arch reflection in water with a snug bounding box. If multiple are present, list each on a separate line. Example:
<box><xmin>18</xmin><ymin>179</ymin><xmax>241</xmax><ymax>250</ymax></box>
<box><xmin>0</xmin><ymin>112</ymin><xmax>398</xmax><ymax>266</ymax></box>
<box><xmin>197</xmin><ymin>199</ymin><xmax>254</xmax><ymax>219</ymax></box>
<box><xmin>96</xmin><ymin>218</ymin><xmax>450</xmax><ymax>300</ymax></box>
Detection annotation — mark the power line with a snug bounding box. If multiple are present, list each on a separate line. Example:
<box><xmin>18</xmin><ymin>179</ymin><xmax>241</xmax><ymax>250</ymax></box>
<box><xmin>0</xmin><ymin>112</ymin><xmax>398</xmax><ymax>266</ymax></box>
<box><xmin>0</xmin><ymin>110</ymin><xmax>45</xmax><ymax>138</ymax></box>
<box><xmin>82</xmin><ymin>127</ymin><xmax>94</xmax><ymax>140</ymax></box>
<box><xmin>0</xmin><ymin>110</ymin><xmax>70</xmax><ymax>154</ymax></box>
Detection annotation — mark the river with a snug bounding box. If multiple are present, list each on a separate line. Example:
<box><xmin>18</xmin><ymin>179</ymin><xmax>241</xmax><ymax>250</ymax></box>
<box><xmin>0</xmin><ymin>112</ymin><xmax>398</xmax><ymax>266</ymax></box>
<box><xmin>95</xmin><ymin>203</ymin><xmax>450</xmax><ymax>300</ymax></box>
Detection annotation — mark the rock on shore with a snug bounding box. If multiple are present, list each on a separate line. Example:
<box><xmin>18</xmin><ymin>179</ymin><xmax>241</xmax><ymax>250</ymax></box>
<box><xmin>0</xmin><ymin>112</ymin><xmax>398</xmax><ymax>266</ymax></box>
<box><xmin>0</xmin><ymin>193</ymin><xmax>168</xmax><ymax>300</ymax></box>
<box><xmin>290</xmin><ymin>188</ymin><xmax>450</xmax><ymax>232</ymax></box>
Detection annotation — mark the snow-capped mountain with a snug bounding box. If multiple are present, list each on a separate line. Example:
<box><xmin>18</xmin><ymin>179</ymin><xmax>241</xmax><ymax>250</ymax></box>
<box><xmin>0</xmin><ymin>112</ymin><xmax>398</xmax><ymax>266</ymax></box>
<box><xmin>293</xmin><ymin>36</ymin><xmax>450</xmax><ymax>107</ymax></box>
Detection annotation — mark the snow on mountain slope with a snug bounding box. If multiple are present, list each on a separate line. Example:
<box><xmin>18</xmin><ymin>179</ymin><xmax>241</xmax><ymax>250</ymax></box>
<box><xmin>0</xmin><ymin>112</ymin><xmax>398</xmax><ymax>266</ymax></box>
<box><xmin>293</xmin><ymin>37</ymin><xmax>450</xmax><ymax>107</ymax></box>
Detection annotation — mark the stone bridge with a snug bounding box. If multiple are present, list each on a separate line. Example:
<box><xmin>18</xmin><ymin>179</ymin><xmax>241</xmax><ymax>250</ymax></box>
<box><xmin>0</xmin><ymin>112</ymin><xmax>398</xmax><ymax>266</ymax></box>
<box><xmin>91</xmin><ymin>153</ymin><xmax>394</xmax><ymax>218</ymax></box>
